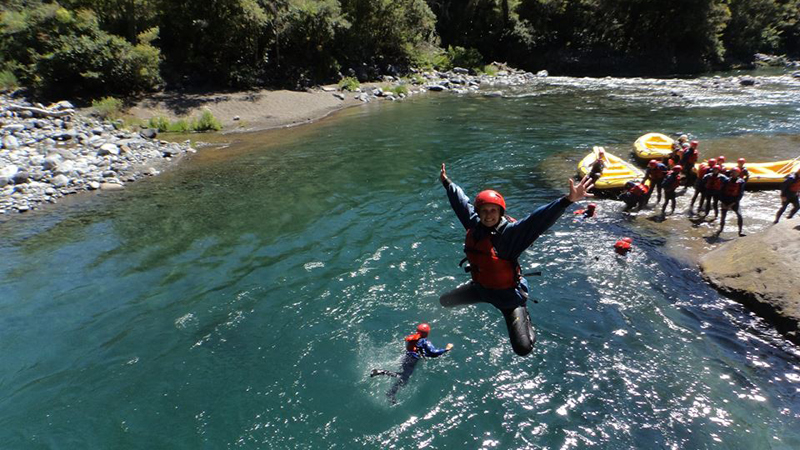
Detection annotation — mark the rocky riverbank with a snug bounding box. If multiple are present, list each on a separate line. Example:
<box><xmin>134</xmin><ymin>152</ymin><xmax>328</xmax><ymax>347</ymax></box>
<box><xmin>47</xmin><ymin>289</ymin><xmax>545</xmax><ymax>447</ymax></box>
<box><xmin>1</xmin><ymin>94</ymin><xmax>195</xmax><ymax>216</ymax></box>
<box><xmin>699</xmin><ymin>217</ymin><xmax>800</xmax><ymax>344</ymax></box>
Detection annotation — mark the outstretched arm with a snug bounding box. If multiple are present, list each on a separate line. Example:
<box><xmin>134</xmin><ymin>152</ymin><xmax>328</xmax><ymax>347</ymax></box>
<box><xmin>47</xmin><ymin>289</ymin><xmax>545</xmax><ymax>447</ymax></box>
<box><xmin>440</xmin><ymin>163</ymin><xmax>479</xmax><ymax>229</ymax></box>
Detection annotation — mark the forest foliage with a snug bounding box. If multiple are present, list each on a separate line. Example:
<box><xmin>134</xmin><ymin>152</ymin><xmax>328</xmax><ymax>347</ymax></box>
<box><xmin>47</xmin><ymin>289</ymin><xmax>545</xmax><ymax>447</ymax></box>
<box><xmin>1</xmin><ymin>0</ymin><xmax>798</xmax><ymax>99</ymax></box>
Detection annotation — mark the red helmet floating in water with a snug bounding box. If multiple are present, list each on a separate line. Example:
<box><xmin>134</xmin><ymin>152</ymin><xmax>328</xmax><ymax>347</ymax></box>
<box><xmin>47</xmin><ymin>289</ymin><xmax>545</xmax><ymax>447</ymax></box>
<box><xmin>708</xmin><ymin>158</ymin><xmax>717</xmax><ymax>166</ymax></box>
<box><xmin>587</xmin><ymin>203</ymin><xmax>597</xmax><ymax>210</ymax></box>
<box><xmin>475</xmin><ymin>190</ymin><xmax>506</xmax><ymax>213</ymax></box>
<box><xmin>614</xmin><ymin>238</ymin><xmax>632</xmax><ymax>255</ymax></box>
<box><xmin>738</xmin><ymin>158</ymin><xmax>746</xmax><ymax>165</ymax></box>
<box><xmin>648</xmin><ymin>160</ymin><xmax>658</xmax><ymax>168</ymax></box>
<box><xmin>417</xmin><ymin>323</ymin><xmax>430</xmax><ymax>337</ymax></box>
<box><xmin>690</xmin><ymin>140</ymin><xmax>699</xmax><ymax>148</ymax></box>
<box><xmin>672</xmin><ymin>165</ymin><xmax>683</xmax><ymax>172</ymax></box>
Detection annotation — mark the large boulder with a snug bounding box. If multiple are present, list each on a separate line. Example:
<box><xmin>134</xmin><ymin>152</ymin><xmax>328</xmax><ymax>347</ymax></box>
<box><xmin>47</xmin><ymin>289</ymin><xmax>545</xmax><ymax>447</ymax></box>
<box><xmin>699</xmin><ymin>218</ymin><xmax>800</xmax><ymax>343</ymax></box>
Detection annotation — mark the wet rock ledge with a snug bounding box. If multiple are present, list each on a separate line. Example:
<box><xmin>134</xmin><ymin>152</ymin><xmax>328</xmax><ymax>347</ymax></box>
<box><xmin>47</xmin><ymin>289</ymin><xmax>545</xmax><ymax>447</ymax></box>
<box><xmin>699</xmin><ymin>218</ymin><xmax>800</xmax><ymax>344</ymax></box>
<box><xmin>1</xmin><ymin>93</ymin><xmax>195</xmax><ymax>215</ymax></box>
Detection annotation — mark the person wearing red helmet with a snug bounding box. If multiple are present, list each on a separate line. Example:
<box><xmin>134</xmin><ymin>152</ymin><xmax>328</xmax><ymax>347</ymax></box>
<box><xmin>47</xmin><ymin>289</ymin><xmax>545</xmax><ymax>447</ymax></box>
<box><xmin>690</xmin><ymin>158</ymin><xmax>717</xmax><ymax>215</ymax></box>
<box><xmin>774</xmin><ymin>167</ymin><xmax>800</xmax><ymax>223</ymax></box>
<box><xmin>735</xmin><ymin>158</ymin><xmax>750</xmax><ymax>182</ymax></box>
<box><xmin>588</xmin><ymin>149</ymin><xmax>605</xmax><ymax>184</ymax></box>
<box><xmin>659</xmin><ymin>165</ymin><xmax>682</xmax><ymax>217</ymax></box>
<box><xmin>438</xmin><ymin>163</ymin><xmax>593</xmax><ymax>356</ymax></box>
<box><xmin>716</xmin><ymin>168</ymin><xmax>746</xmax><ymax>237</ymax></box>
<box><xmin>700</xmin><ymin>164</ymin><xmax>724</xmax><ymax>219</ymax></box>
<box><xmin>371</xmin><ymin>323</ymin><xmax>453</xmax><ymax>404</ymax></box>
<box><xmin>680</xmin><ymin>141</ymin><xmax>700</xmax><ymax>184</ymax></box>
<box><xmin>642</xmin><ymin>159</ymin><xmax>668</xmax><ymax>207</ymax></box>
<box><xmin>573</xmin><ymin>202</ymin><xmax>597</xmax><ymax>219</ymax></box>
<box><xmin>619</xmin><ymin>180</ymin><xmax>649</xmax><ymax>212</ymax></box>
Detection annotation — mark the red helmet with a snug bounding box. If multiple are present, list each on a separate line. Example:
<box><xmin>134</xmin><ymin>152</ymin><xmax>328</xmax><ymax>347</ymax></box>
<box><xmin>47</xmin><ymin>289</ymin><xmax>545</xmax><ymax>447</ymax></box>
<box><xmin>707</xmin><ymin>158</ymin><xmax>717</xmax><ymax>166</ymax></box>
<box><xmin>587</xmin><ymin>203</ymin><xmax>597</xmax><ymax>210</ymax></box>
<box><xmin>475</xmin><ymin>190</ymin><xmax>506</xmax><ymax>212</ymax></box>
<box><xmin>690</xmin><ymin>140</ymin><xmax>699</xmax><ymax>148</ymax></box>
<box><xmin>648</xmin><ymin>160</ymin><xmax>657</xmax><ymax>168</ymax></box>
<box><xmin>718</xmin><ymin>156</ymin><xmax>726</xmax><ymax>163</ymax></box>
<box><xmin>738</xmin><ymin>158</ymin><xmax>746</xmax><ymax>165</ymax></box>
<box><xmin>417</xmin><ymin>323</ymin><xmax>430</xmax><ymax>337</ymax></box>
<box><xmin>672</xmin><ymin>165</ymin><xmax>682</xmax><ymax>172</ymax></box>
<box><xmin>622</xmin><ymin>237</ymin><xmax>633</xmax><ymax>244</ymax></box>
<box><xmin>730</xmin><ymin>167</ymin><xmax>741</xmax><ymax>175</ymax></box>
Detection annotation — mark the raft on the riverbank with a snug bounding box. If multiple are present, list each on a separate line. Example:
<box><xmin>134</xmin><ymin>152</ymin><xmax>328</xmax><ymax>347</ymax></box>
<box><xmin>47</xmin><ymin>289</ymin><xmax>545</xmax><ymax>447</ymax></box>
<box><xmin>578</xmin><ymin>146</ymin><xmax>644</xmax><ymax>191</ymax></box>
<box><xmin>633</xmin><ymin>132</ymin><xmax>674</xmax><ymax>162</ymax></box>
<box><xmin>692</xmin><ymin>158</ymin><xmax>800</xmax><ymax>188</ymax></box>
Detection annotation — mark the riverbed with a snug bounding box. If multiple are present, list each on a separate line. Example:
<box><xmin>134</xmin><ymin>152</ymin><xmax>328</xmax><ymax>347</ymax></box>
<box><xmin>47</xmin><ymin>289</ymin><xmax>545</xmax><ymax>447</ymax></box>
<box><xmin>1</xmin><ymin>73</ymin><xmax>799</xmax><ymax>449</ymax></box>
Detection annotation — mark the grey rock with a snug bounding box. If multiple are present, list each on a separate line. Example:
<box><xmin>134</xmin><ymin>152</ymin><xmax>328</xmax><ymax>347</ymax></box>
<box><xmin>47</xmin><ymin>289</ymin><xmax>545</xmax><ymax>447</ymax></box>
<box><xmin>3</xmin><ymin>124</ymin><xmax>25</xmax><ymax>133</ymax></box>
<box><xmin>51</xmin><ymin>174</ymin><xmax>69</xmax><ymax>187</ymax></box>
<box><xmin>333</xmin><ymin>93</ymin><xmax>346</xmax><ymax>101</ymax></box>
<box><xmin>12</xmin><ymin>171</ymin><xmax>29</xmax><ymax>184</ymax></box>
<box><xmin>793</xmin><ymin>71</ymin><xmax>800</xmax><ymax>79</ymax></box>
<box><xmin>43</xmin><ymin>155</ymin><xmax>61</xmax><ymax>170</ymax></box>
<box><xmin>740</xmin><ymin>77</ymin><xmax>757</xmax><ymax>86</ymax></box>
<box><xmin>98</xmin><ymin>143</ymin><xmax>120</xmax><ymax>156</ymax></box>
<box><xmin>139</xmin><ymin>128</ymin><xmax>158</xmax><ymax>139</ymax></box>
<box><xmin>100</xmin><ymin>182</ymin><xmax>124</xmax><ymax>190</ymax></box>
<box><xmin>88</xmin><ymin>181</ymin><xmax>100</xmax><ymax>190</ymax></box>
<box><xmin>427</xmin><ymin>85</ymin><xmax>446</xmax><ymax>92</ymax></box>
<box><xmin>537</xmin><ymin>70</ymin><xmax>549</xmax><ymax>77</ymax></box>
<box><xmin>3</xmin><ymin>135</ymin><xmax>20</xmax><ymax>150</ymax></box>
<box><xmin>699</xmin><ymin>218</ymin><xmax>800</xmax><ymax>344</ymax></box>
<box><xmin>452</xmin><ymin>67</ymin><xmax>469</xmax><ymax>75</ymax></box>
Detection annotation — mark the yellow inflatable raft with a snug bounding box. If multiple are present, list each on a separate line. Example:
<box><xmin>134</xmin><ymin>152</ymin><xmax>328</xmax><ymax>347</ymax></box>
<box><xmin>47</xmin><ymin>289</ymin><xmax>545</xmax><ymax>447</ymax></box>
<box><xmin>693</xmin><ymin>159</ymin><xmax>800</xmax><ymax>188</ymax></box>
<box><xmin>633</xmin><ymin>132</ymin><xmax>674</xmax><ymax>162</ymax></box>
<box><xmin>578</xmin><ymin>146</ymin><xmax>644</xmax><ymax>190</ymax></box>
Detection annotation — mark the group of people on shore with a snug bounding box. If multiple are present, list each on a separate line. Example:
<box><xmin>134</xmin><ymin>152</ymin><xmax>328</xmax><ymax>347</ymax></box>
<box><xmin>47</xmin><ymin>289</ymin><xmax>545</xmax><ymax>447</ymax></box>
<box><xmin>613</xmin><ymin>135</ymin><xmax>800</xmax><ymax>236</ymax></box>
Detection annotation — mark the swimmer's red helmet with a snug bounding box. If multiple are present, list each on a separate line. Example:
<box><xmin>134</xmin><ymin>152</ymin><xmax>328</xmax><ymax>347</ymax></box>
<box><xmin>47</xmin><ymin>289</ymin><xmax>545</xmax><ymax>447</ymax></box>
<box><xmin>614</xmin><ymin>238</ymin><xmax>632</xmax><ymax>255</ymax></box>
<box><xmin>475</xmin><ymin>190</ymin><xmax>506</xmax><ymax>214</ymax></box>
<box><xmin>738</xmin><ymin>158</ymin><xmax>746</xmax><ymax>165</ymax></box>
<box><xmin>730</xmin><ymin>167</ymin><xmax>741</xmax><ymax>176</ymax></box>
<box><xmin>718</xmin><ymin>156</ymin><xmax>726</xmax><ymax>163</ymax></box>
<box><xmin>587</xmin><ymin>203</ymin><xmax>597</xmax><ymax>210</ymax></box>
<box><xmin>690</xmin><ymin>140</ymin><xmax>699</xmax><ymax>148</ymax></box>
<box><xmin>707</xmin><ymin>158</ymin><xmax>717</xmax><ymax>166</ymax></box>
<box><xmin>417</xmin><ymin>323</ymin><xmax>430</xmax><ymax>337</ymax></box>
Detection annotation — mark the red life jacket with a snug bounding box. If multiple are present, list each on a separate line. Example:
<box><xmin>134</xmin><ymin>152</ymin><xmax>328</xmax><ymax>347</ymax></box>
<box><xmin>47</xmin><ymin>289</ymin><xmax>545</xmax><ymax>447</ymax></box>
<box><xmin>790</xmin><ymin>177</ymin><xmax>800</xmax><ymax>193</ymax></box>
<box><xmin>405</xmin><ymin>333</ymin><xmax>422</xmax><ymax>352</ymax></box>
<box><xmin>464</xmin><ymin>227</ymin><xmax>519</xmax><ymax>289</ymax></box>
<box><xmin>630</xmin><ymin>183</ymin><xmax>648</xmax><ymax>197</ymax></box>
<box><xmin>705</xmin><ymin>175</ymin><xmax>723</xmax><ymax>191</ymax></box>
<box><xmin>698</xmin><ymin>164</ymin><xmax>711</xmax><ymax>179</ymax></box>
<box><xmin>687</xmin><ymin>150</ymin><xmax>698</xmax><ymax>165</ymax></box>
<box><xmin>723</xmin><ymin>179</ymin><xmax>743</xmax><ymax>197</ymax></box>
<box><xmin>649</xmin><ymin>168</ymin><xmax>666</xmax><ymax>181</ymax></box>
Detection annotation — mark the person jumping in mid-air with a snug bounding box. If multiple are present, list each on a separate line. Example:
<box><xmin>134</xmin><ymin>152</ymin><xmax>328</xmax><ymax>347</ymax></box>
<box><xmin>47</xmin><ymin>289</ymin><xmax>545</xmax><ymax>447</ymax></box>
<box><xmin>438</xmin><ymin>163</ymin><xmax>593</xmax><ymax>357</ymax></box>
<box><xmin>371</xmin><ymin>323</ymin><xmax>453</xmax><ymax>404</ymax></box>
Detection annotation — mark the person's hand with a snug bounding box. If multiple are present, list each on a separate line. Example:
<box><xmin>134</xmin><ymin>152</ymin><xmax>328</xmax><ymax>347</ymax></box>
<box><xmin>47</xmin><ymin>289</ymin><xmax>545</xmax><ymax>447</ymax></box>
<box><xmin>440</xmin><ymin>163</ymin><xmax>449</xmax><ymax>184</ymax></box>
<box><xmin>445</xmin><ymin>343</ymin><xmax>454</xmax><ymax>351</ymax></box>
<box><xmin>568</xmin><ymin>175</ymin><xmax>594</xmax><ymax>202</ymax></box>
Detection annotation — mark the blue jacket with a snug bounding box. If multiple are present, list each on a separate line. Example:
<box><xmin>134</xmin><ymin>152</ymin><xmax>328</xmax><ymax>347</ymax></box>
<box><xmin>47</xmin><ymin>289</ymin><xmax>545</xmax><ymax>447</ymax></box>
<box><xmin>408</xmin><ymin>338</ymin><xmax>449</xmax><ymax>359</ymax></box>
<box><xmin>444</xmin><ymin>181</ymin><xmax>572</xmax><ymax>308</ymax></box>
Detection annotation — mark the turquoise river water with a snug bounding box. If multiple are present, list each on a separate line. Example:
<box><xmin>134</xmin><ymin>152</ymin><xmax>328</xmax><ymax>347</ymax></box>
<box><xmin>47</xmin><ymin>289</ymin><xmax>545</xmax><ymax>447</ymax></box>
<box><xmin>2</xmin><ymin>74</ymin><xmax>800</xmax><ymax>449</ymax></box>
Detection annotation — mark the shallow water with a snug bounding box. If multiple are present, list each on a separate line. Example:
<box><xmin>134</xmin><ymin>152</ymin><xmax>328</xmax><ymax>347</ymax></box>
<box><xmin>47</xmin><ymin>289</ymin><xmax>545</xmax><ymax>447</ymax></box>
<box><xmin>2</xmin><ymin>75</ymin><xmax>800</xmax><ymax>449</ymax></box>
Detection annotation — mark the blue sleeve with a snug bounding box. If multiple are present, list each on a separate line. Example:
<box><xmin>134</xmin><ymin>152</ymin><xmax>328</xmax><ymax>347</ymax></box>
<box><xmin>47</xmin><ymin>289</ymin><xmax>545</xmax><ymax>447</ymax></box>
<box><xmin>444</xmin><ymin>181</ymin><xmax>479</xmax><ymax>230</ymax></box>
<box><xmin>418</xmin><ymin>339</ymin><xmax>448</xmax><ymax>357</ymax></box>
<box><xmin>494</xmin><ymin>196</ymin><xmax>572</xmax><ymax>260</ymax></box>
<box><xmin>737</xmin><ymin>179</ymin><xmax>746</xmax><ymax>200</ymax></box>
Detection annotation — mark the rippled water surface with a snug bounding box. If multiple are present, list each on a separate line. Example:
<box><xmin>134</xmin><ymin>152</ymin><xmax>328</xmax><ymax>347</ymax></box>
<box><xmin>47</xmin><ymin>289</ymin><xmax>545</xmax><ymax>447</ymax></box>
<box><xmin>2</xmin><ymin>74</ymin><xmax>800</xmax><ymax>449</ymax></box>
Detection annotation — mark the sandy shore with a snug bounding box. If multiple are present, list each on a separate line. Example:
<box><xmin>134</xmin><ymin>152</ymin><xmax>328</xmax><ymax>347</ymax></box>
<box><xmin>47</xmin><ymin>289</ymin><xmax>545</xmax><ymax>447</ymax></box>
<box><xmin>126</xmin><ymin>86</ymin><xmax>365</xmax><ymax>134</ymax></box>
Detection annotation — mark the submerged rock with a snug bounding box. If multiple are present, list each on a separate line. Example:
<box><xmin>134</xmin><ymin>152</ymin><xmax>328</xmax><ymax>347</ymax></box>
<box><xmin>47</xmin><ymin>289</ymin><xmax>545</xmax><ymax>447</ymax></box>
<box><xmin>699</xmin><ymin>218</ymin><xmax>800</xmax><ymax>343</ymax></box>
